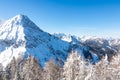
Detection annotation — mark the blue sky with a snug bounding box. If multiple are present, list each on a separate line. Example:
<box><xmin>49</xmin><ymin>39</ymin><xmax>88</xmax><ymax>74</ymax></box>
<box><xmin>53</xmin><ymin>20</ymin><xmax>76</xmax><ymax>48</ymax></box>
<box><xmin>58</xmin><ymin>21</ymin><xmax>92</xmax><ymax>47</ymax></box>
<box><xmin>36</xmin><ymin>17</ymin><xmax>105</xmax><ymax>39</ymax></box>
<box><xmin>0</xmin><ymin>0</ymin><xmax>120</xmax><ymax>38</ymax></box>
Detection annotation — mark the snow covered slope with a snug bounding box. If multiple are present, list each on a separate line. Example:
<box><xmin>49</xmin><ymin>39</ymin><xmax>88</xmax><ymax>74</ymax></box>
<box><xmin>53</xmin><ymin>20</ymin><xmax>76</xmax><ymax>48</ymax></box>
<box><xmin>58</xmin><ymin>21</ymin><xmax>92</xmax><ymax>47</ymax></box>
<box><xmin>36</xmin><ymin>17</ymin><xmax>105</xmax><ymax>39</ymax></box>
<box><xmin>0</xmin><ymin>14</ymin><xmax>118</xmax><ymax>68</ymax></box>
<box><xmin>0</xmin><ymin>15</ymin><xmax>70</xmax><ymax>67</ymax></box>
<box><xmin>54</xmin><ymin>33</ymin><xmax>119</xmax><ymax>62</ymax></box>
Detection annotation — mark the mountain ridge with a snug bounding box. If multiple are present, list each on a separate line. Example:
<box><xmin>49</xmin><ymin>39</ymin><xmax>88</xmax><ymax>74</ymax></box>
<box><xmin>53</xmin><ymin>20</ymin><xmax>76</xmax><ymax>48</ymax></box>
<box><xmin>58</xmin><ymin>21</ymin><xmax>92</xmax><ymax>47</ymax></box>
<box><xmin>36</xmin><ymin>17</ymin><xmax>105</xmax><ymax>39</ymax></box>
<box><xmin>0</xmin><ymin>14</ymin><xmax>70</xmax><ymax>67</ymax></box>
<box><xmin>0</xmin><ymin>14</ymin><xmax>119</xmax><ymax>68</ymax></box>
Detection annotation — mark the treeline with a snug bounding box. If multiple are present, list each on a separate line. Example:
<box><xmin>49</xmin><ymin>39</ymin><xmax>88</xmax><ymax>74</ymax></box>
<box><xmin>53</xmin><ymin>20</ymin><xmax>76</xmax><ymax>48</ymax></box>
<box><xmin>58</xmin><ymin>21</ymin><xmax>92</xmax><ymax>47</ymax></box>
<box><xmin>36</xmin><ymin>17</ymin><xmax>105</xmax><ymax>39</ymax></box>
<box><xmin>0</xmin><ymin>51</ymin><xmax>120</xmax><ymax>80</ymax></box>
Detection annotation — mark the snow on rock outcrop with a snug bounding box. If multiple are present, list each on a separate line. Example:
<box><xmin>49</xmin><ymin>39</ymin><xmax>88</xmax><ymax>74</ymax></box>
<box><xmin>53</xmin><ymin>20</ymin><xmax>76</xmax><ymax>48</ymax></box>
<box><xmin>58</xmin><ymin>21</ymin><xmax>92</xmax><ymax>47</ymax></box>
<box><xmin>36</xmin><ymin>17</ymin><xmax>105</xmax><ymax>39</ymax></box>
<box><xmin>54</xmin><ymin>33</ymin><xmax>72</xmax><ymax>42</ymax></box>
<box><xmin>55</xmin><ymin>33</ymin><xmax>119</xmax><ymax>63</ymax></box>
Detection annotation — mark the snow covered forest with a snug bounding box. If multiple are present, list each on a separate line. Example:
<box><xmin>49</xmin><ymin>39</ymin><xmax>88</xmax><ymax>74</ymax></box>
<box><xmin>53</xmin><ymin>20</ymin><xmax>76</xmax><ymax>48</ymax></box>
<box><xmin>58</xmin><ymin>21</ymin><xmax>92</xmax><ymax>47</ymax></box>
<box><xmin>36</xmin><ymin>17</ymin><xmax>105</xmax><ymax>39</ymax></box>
<box><xmin>0</xmin><ymin>51</ymin><xmax>120</xmax><ymax>80</ymax></box>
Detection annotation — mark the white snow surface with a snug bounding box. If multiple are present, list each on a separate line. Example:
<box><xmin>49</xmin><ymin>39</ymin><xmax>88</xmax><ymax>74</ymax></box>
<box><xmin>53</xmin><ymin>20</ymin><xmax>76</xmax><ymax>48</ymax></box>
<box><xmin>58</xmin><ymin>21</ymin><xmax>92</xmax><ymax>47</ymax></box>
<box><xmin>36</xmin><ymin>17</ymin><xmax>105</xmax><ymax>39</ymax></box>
<box><xmin>0</xmin><ymin>14</ymin><xmax>118</xmax><ymax>68</ymax></box>
<box><xmin>54</xmin><ymin>33</ymin><xmax>72</xmax><ymax>42</ymax></box>
<box><xmin>0</xmin><ymin>14</ymin><xmax>70</xmax><ymax>67</ymax></box>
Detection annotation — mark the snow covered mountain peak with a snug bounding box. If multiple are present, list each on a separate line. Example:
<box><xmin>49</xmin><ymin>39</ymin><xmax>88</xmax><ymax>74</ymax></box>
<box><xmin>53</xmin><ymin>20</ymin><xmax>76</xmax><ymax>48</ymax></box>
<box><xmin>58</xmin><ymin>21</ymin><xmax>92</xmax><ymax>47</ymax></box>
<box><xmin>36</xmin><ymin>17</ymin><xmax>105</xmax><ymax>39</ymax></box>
<box><xmin>2</xmin><ymin>14</ymin><xmax>39</xmax><ymax>29</ymax></box>
<box><xmin>0</xmin><ymin>15</ymin><xmax>70</xmax><ymax>67</ymax></box>
<box><xmin>0</xmin><ymin>14</ymin><xmax>42</xmax><ymax>41</ymax></box>
<box><xmin>0</xmin><ymin>14</ymin><xmax>118</xmax><ymax>68</ymax></box>
<box><xmin>10</xmin><ymin>14</ymin><xmax>25</xmax><ymax>21</ymax></box>
<box><xmin>4</xmin><ymin>14</ymin><xmax>29</xmax><ymax>26</ymax></box>
<box><xmin>9</xmin><ymin>14</ymin><xmax>32</xmax><ymax>23</ymax></box>
<box><xmin>0</xmin><ymin>14</ymin><xmax>42</xmax><ymax>66</ymax></box>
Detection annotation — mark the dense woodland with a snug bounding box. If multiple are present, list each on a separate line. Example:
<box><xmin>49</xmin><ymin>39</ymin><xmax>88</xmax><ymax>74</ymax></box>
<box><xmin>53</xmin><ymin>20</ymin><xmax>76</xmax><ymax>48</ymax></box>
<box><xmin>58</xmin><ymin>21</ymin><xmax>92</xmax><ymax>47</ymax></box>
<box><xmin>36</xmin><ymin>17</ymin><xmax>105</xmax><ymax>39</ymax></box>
<box><xmin>0</xmin><ymin>51</ymin><xmax>120</xmax><ymax>80</ymax></box>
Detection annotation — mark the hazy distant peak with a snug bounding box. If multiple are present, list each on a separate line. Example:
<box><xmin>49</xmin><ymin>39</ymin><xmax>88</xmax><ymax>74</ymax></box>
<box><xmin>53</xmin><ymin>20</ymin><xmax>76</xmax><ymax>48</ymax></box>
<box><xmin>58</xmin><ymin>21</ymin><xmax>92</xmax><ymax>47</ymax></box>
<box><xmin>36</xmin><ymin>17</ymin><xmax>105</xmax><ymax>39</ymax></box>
<box><xmin>0</xmin><ymin>19</ymin><xmax>4</xmax><ymax>26</ymax></box>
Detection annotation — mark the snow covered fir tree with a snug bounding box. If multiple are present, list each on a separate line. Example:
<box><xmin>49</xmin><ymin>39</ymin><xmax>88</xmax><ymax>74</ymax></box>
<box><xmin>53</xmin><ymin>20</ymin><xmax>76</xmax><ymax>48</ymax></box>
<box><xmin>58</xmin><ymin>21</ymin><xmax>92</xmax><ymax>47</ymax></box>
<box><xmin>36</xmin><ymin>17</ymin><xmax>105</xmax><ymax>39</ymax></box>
<box><xmin>0</xmin><ymin>15</ymin><xmax>120</xmax><ymax>80</ymax></box>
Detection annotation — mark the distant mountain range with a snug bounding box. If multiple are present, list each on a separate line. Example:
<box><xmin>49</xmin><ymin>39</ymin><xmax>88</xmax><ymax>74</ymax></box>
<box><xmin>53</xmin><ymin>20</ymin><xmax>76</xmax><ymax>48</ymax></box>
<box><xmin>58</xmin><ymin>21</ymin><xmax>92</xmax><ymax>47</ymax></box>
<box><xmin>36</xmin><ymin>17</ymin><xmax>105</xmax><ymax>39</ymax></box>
<box><xmin>0</xmin><ymin>14</ymin><xmax>119</xmax><ymax>68</ymax></box>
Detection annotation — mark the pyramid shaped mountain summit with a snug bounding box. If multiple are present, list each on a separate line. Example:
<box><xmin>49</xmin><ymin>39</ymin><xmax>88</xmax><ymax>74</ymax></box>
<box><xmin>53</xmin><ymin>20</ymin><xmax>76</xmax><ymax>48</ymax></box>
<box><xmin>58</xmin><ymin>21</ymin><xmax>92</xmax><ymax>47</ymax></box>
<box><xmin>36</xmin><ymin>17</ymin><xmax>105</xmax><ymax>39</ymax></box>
<box><xmin>0</xmin><ymin>14</ymin><xmax>70</xmax><ymax>67</ymax></box>
<box><xmin>0</xmin><ymin>14</ymin><xmax>110</xmax><ymax>68</ymax></box>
